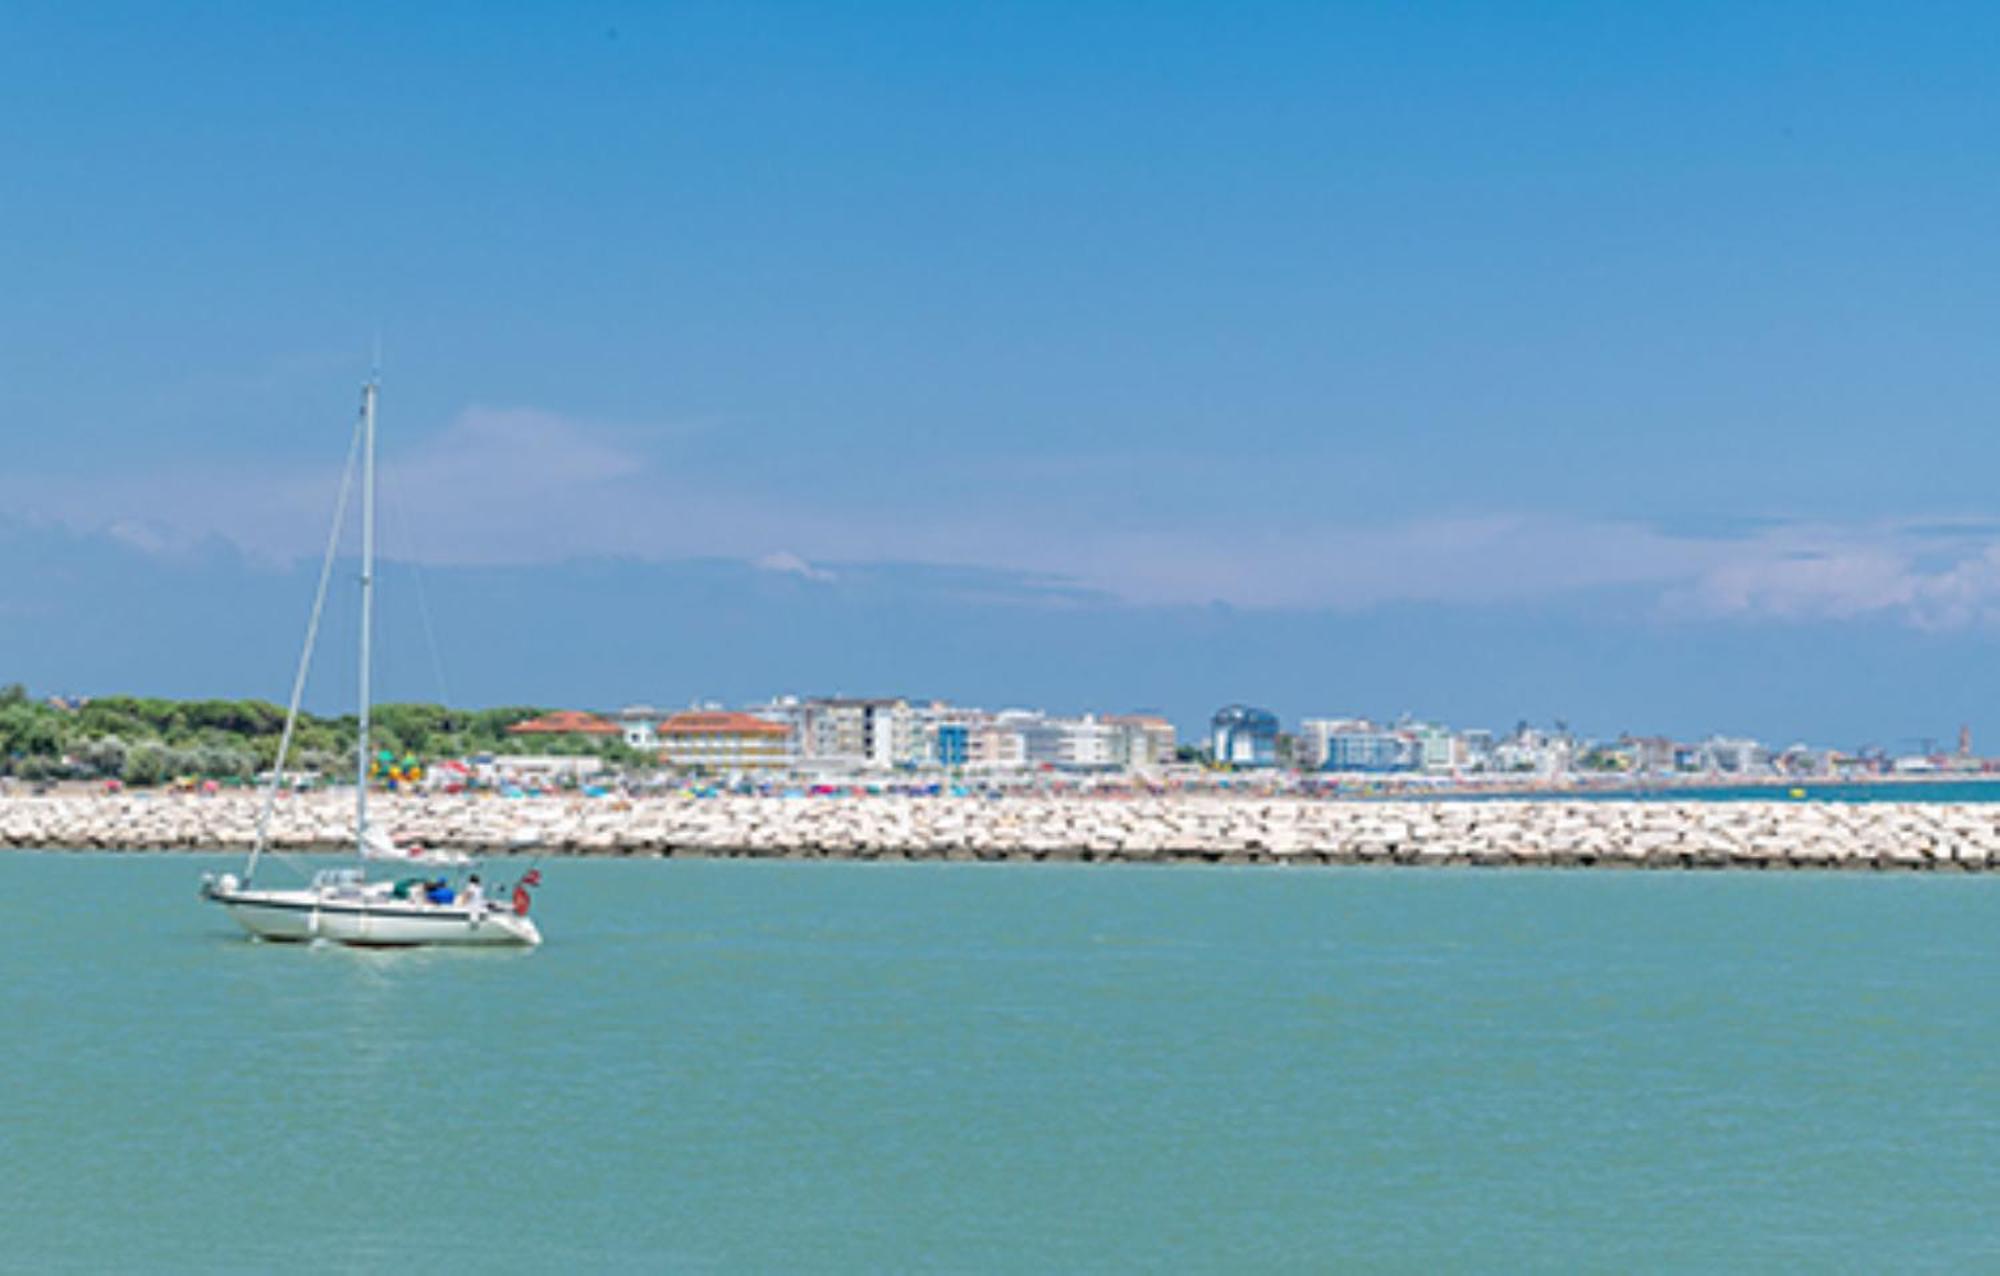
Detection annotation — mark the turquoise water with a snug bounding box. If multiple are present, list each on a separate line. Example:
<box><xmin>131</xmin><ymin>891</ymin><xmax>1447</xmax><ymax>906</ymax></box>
<box><xmin>1425</xmin><ymin>779</ymin><xmax>2000</xmax><ymax>803</ymax></box>
<box><xmin>1554</xmin><ymin>779</ymin><xmax>2000</xmax><ymax>803</ymax></box>
<box><xmin>8</xmin><ymin>853</ymin><xmax>2000</xmax><ymax>1272</ymax></box>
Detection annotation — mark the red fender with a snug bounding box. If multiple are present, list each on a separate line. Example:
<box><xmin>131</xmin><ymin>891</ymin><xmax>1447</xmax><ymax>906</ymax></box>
<box><xmin>513</xmin><ymin>885</ymin><xmax>532</xmax><ymax>916</ymax></box>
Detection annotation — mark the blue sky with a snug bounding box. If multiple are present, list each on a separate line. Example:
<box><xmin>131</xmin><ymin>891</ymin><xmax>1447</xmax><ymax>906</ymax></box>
<box><xmin>6</xmin><ymin>2</ymin><xmax>2000</xmax><ymax>745</ymax></box>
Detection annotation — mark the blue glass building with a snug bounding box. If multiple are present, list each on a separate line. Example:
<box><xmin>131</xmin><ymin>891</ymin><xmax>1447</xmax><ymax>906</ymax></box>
<box><xmin>935</xmin><ymin>723</ymin><xmax>969</xmax><ymax>768</ymax></box>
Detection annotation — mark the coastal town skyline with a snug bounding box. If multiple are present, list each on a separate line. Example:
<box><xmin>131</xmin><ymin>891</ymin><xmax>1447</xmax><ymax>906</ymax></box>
<box><xmin>7</xmin><ymin>679</ymin><xmax>1986</xmax><ymax>784</ymax></box>
<box><xmin>509</xmin><ymin>696</ymin><xmax>1995</xmax><ymax>780</ymax></box>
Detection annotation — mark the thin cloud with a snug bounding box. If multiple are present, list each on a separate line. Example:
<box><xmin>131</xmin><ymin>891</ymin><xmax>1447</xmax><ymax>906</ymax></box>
<box><xmin>752</xmin><ymin>550</ymin><xmax>836</xmax><ymax>583</ymax></box>
<box><xmin>1668</xmin><ymin>530</ymin><xmax>2000</xmax><ymax>630</ymax></box>
<box><xmin>20</xmin><ymin>404</ymin><xmax>2000</xmax><ymax>629</ymax></box>
<box><xmin>3</xmin><ymin>404</ymin><xmax>718</xmax><ymax>568</ymax></box>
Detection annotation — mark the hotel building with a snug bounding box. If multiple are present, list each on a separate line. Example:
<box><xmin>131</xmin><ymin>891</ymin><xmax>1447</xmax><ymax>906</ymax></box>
<box><xmin>657</xmin><ymin>710</ymin><xmax>792</xmax><ymax>773</ymax></box>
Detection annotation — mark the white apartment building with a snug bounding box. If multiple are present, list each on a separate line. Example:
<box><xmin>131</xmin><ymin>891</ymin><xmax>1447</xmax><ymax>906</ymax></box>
<box><xmin>967</xmin><ymin>722</ymin><xmax>1028</xmax><ymax>770</ymax></box>
<box><xmin>1491</xmin><ymin>729</ymin><xmax>1570</xmax><ymax>776</ymax></box>
<box><xmin>1700</xmin><ymin>736</ymin><xmax>1769</xmax><ymax>774</ymax></box>
<box><xmin>801</xmin><ymin>697</ymin><xmax>917</xmax><ymax>770</ymax></box>
<box><xmin>700</xmin><ymin>697</ymin><xmax>1173</xmax><ymax>776</ymax></box>
<box><xmin>1104</xmin><ymin>715</ymin><xmax>1177</xmax><ymax>772</ymax></box>
<box><xmin>1410</xmin><ymin>723</ymin><xmax>1458</xmax><ymax>774</ymax></box>
<box><xmin>1018</xmin><ymin>714</ymin><xmax>1122</xmax><ymax>770</ymax></box>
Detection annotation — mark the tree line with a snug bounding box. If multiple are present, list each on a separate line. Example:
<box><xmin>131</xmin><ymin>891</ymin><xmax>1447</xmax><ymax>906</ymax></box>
<box><xmin>0</xmin><ymin>685</ymin><xmax>646</xmax><ymax>784</ymax></box>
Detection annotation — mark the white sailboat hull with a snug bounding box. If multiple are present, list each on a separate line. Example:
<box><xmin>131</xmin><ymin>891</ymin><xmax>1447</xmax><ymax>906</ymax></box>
<box><xmin>204</xmin><ymin>885</ymin><xmax>542</xmax><ymax>948</ymax></box>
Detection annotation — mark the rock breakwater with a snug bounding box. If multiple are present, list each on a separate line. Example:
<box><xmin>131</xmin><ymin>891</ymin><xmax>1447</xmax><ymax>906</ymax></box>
<box><xmin>6</xmin><ymin>792</ymin><xmax>2000</xmax><ymax>869</ymax></box>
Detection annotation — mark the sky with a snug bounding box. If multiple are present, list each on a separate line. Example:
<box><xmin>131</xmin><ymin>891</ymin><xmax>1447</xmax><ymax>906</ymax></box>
<box><xmin>5</xmin><ymin>1</ymin><xmax>2000</xmax><ymax>746</ymax></box>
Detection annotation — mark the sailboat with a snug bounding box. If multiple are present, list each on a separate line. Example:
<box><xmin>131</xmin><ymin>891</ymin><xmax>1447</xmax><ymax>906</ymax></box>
<box><xmin>201</xmin><ymin>378</ymin><xmax>543</xmax><ymax>947</ymax></box>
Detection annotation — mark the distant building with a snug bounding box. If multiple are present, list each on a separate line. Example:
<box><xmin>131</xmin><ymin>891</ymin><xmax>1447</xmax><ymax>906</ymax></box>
<box><xmin>935</xmin><ymin>723</ymin><xmax>970</xmax><ymax>767</ymax></box>
<box><xmin>1623</xmin><ymin>735</ymin><xmax>1678</xmax><ymax>775</ymax></box>
<box><xmin>744</xmin><ymin>695</ymin><xmax>809</xmax><ymax>742</ymax></box>
<box><xmin>1700</xmin><ymin>736</ymin><xmax>1768</xmax><ymax>775</ymax></box>
<box><xmin>1302</xmin><ymin>717</ymin><xmax>1415</xmax><ymax>773</ymax></box>
<box><xmin>657</xmin><ymin>710</ymin><xmax>791</xmax><ymax>773</ymax></box>
<box><xmin>1776</xmin><ymin>743</ymin><xmax>1835</xmax><ymax>777</ymax></box>
<box><xmin>971</xmin><ymin>711</ymin><xmax>1035</xmax><ymax>771</ymax></box>
<box><xmin>910</xmin><ymin>701</ymin><xmax>981</xmax><ymax>769</ymax></box>
<box><xmin>1459</xmin><ymin>728</ymin><xmax>1495</xmax><ymax>771</ymax></box>
<box><xmin>1104</xmin><ymin>714</ymin><xmax>1177</xmax><ymax>773</ymax></box>
<box><xmin>614</xmin><ymin>705</ymin><xmax>662</xmax><ymax>750</ymax></box>
<box><xmin>1492</xmin><ymin>726</ymin><xmax>1569</xmax><ymax>776</ymax></box>
<box><xmin>1408</xmin><ymin>722</ymin><xmax>1457</xmax><ymax>773</ymax></box>
<box><xmin>1210</xmin><ymin>705</ymin><xmax>1279</xmax><ymax>768</ymax></box>
<box><xmin>1021</xmin><ymin>714</ymin><xmax>1122</xmax><ymax>771</ymax></box>
<box><xmin>1324</xmin><ymin>730</ymin><xmax>1411</xmax><ymax>773</ymax></box>
<box><xmin>1301</xmin><ymin>718</ymin><xmax>1370</xmax><ymax>769</ymax></box>
<box><xmin>505</xmin><ymin>710</ymin><xmax>621</xmax><ymax>739</ymax></box>
<box><xmin>801</xmin><ymin>698</ymin><xmax>916</xmax><ymax>770</ymax></box>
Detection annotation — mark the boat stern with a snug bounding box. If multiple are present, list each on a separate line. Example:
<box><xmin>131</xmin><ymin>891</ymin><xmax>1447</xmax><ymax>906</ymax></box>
<box><xmin>485</xmin><ymin>911</ymin><xmax>543</xmax><ymax>946</ymax></box>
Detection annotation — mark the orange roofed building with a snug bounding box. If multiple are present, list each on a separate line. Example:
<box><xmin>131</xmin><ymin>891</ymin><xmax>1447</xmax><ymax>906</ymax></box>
<box><xmin>505</xmin><ymin>710</ymin><xmax>622</xmax><ymax>738</ymax></box>
<box><xmin>658</xmin><ymin>710</ymin><xmax>792</xmax><ymax>773</ymax></box>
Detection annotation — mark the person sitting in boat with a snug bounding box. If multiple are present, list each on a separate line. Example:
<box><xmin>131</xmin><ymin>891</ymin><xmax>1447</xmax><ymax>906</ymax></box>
<box><xmin>461</xmin><ymin>874</ymin><xmax>484</xmax><ymax>913</ymax></box>
<box><xmin>425</xmin><ymin>877</ymin><xmax>454</xmax><ymax>905</ymax></box>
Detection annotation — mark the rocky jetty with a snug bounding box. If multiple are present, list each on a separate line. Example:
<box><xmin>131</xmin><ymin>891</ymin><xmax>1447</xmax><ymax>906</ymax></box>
<box><xmin>5</xmin><ymin>791</ymin><xmax>2000</xmax><ymax>869</ymax></box>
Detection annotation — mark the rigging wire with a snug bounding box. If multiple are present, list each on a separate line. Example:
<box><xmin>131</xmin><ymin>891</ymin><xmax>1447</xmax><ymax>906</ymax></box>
<box><xmin>246</xmin><ymin>406</ymin><xmax>365</xmax><ymax>885</ymax></box>
<box><xmin>383</xmin><ymin>485</ymin><xmax>455</xmax><ymax>713</ymax></box>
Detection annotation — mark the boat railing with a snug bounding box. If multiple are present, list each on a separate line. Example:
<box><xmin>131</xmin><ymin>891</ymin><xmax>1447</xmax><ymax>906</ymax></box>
<box><xmin>311</xmin><ymin>867</ymin><xmax>369</xmax><ymax>894</ymax></box>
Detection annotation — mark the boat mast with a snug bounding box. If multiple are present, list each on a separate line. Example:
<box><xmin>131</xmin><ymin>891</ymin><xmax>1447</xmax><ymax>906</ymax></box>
<box><xmin>356</xmin><ymin>379</ymin><xmax>377</xmax><ymax>852</ymax></box>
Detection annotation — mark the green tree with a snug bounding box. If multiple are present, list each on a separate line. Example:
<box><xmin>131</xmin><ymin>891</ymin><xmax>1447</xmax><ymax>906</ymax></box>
<box><xmin>77</xmin><ymin>736</ymin><xmax>128</xmax><ymax>778</ymax></box>
<box><xmin>0</xmin><ymin>703</ymin><xmax>62</xmax><ymax>768</ymax></box>
<box><xmin>123</xmin><ymin>742</ymin><xmax>171</xmax><ymax>787</ymax></box>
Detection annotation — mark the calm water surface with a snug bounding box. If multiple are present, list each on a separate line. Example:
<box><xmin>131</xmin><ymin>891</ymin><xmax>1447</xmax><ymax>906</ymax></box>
<box><xmin>1411</xmin><ymin>779</ymin><xmax>2000</xmax><ymax>802</ymax></box>
<box><xmin>6</xmin><ymin>853</ymin><xmax>2000</xmax><ymax>1272</ymax></box>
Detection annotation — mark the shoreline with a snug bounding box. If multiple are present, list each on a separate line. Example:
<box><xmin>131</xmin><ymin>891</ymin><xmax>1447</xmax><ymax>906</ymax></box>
<box><xmin>8</xmin><ymin>790</ymin><xmax>2000</xmax><ymax>870</ymax></box>
<box><xmin>14</xmin><ymin>771</ymin><xmax>2000</xmax><ymax>802</ymax></box>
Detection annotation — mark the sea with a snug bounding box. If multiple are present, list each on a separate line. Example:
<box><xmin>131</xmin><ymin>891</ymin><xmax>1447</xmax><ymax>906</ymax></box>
<box><xmin>1410</xmin><ymin>778</ymin><xmax>2000</xmax><ymax>803</ymax></box>
<box><xmin>7</xmin><ymin>851</ymin><xmax>2000</xmax><ymax>1272</ymax></box>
